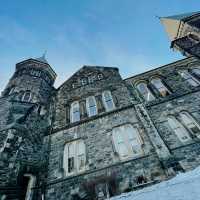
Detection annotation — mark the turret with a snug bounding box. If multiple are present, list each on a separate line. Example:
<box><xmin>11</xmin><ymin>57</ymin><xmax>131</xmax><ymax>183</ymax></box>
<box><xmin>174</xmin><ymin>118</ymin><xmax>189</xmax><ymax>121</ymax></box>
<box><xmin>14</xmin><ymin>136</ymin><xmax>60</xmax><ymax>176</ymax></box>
<box><xmin>2</xmin><ymin>55</ymin><xmax>57</xmax><ymax>104</ymax></box>
<box><xmin>160</xmin><ymin>11</ymin><xmax>200</xmax><ymax>58</ymax></box>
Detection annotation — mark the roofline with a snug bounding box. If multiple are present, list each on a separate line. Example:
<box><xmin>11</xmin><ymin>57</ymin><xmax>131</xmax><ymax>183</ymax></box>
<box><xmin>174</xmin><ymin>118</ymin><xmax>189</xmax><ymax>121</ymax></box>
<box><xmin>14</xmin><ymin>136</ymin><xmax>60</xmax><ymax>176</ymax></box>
<box><xmin>124</xmin><ymin>56</ymin><xmax>196</xmax><ymax>81</ymax></box>
<box><xmin>16</xmin><ymin>58</ymin><xmax>57</xmax><ymax>79</ymax></box>
<box><xmin>183</xmin><ymin>12</ymin><xmax>200</xmax><ymax>22</ymax></box>
<box><xmin>56</xmin><ymin>65</ymin><xmax>119</xmax><ymax>90</ymax></box>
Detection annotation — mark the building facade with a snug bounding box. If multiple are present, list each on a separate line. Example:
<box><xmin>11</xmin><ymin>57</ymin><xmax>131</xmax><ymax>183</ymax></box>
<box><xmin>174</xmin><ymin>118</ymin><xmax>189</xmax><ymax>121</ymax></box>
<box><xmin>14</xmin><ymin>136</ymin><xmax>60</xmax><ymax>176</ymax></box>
<box><xmin>0</xmin><ymin>11</ymin><xmax>200</xmax><ymax>200</ymax></box>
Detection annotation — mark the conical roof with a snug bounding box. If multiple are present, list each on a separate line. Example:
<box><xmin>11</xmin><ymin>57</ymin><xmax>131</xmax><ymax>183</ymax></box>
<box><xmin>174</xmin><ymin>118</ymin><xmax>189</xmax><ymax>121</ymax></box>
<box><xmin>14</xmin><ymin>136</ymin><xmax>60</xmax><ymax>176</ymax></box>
<box><xmin>160</xmin><ymin>11</ymin><xmax>200</xmax><ymax>41</ymax></box>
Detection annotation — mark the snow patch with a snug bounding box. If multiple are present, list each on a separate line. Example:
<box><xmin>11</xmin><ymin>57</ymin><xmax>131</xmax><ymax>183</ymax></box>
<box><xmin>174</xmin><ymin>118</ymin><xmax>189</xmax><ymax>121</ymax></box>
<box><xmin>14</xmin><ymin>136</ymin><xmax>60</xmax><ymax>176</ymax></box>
<box><xmin>110</xmin><ymin>167</ymin><xmax>200</xmax><ymax>200</ymax></box>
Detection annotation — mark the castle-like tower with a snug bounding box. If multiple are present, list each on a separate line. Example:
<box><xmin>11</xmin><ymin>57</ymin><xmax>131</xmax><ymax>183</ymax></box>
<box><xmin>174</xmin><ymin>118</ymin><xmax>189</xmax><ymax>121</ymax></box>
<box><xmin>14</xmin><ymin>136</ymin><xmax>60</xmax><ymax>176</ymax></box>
<box><xmin>0</xmin><ymin>56</ymin><xmax>56</xmax><ymax>199</ymax></box>
<box><xmin>1</xmin><ymin>11</ymin><xmax>200</xmax><ymax>200</ymax></box>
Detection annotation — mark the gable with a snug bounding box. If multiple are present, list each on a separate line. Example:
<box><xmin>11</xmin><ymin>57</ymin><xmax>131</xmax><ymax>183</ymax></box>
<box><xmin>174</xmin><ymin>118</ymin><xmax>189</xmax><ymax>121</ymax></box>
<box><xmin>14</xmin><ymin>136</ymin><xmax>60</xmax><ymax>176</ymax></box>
<box><xmin>57</xmin><ymin>66</ymin><xmax>119</xmax><ymax>91</ymax></box>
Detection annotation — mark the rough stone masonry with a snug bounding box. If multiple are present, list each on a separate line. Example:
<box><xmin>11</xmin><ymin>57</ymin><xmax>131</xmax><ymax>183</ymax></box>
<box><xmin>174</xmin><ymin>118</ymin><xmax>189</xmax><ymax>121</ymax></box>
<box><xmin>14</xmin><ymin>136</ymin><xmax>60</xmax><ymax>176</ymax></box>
<box><xmin>0</xmin><ymin>11</ymin><xmax>200</xmax><ymax>200</ymax></box>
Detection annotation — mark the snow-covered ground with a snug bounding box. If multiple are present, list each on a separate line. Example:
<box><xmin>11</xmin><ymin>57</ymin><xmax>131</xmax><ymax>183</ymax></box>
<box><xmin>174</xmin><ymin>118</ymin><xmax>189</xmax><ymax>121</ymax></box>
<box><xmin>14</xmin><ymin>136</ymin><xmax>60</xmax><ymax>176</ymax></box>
<box><xmin>110</xmin><ymin>167</ymin><xmax>200</xmax><ymax>200</ymax></box>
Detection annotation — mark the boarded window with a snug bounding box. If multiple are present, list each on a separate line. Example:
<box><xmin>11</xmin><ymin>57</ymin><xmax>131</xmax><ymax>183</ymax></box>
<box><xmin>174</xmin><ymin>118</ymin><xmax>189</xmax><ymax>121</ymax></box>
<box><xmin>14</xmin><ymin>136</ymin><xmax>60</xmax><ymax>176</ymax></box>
<box><xmin>167</xmin><ymin>116</ymin><xmax>191</xmax><ymax>142</ymax></box>
<box><xmin>63</xmin><ymin>140</ymin><xmax>86</xmax><ymax>175</ymax></box>
<box><xmin>112</xmin><ymin>124</ymin><xmax>143</xmax><ymax>159</ymax></box>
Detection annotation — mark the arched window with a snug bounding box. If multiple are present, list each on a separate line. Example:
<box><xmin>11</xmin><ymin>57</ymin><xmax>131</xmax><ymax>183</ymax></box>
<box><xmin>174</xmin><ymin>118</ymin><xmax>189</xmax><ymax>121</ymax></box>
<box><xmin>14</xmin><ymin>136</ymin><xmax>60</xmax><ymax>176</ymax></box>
<box><xmin>70</xmin><ymin>101</ymin><xmax>80</xmax><ymax>123</ymax></box>
<box><xmin>180</xmin><ymin>112</ymin><xmax>200</xmax><ymax>137</ymax></box>
<box><xmin>179</xmin><ymin>70</ymin><xmax>200</xmax><ymax>87</ymax></box>
<box><xmin>9</xmin><ymin>87</ymin><xmax>15</xmax><ymax>95</ymax></box>
<box><xmin>21</xmin><ymin>91</ymin><xmax>32</xmax><ymax>102</ymax></box>
<box><xmin>102</xmin><ymin>91</ymin><xmax>115</xmax><ymax>111</ymax></box>
<box><xmin>112</xmin><ymin>124</ymin><xmax>143</xmax><ymax>159</ymax></box>
<box><xmin>86</xmin><ymin>96</ymin><xmax>97</xmax><ymax>117</ymax></box>
<box><xmin>63</xmin><ymin>140</ymin><xmax>86</xmax><ymax>175</ymax></box>
<box><xmin>167</xmin><ymin>116</ymin><xmax>191</xmax><ymax>142</ymax></box>
<box><xmin>136</xmin><ymin>82</ymin><xmax>155</xmax><ymax>101</ymax></box>
<box><xmin>150</xmin><ymin>78</ymin><xmax>171</xmax><ymax>97</ymax></box>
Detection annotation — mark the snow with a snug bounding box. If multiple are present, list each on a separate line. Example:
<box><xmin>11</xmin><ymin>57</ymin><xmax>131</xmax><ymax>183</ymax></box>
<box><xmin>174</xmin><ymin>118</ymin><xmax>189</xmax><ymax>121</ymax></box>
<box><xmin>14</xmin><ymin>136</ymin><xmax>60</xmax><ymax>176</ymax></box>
<box><xmin>110</xmin><ymin>167</ymin><xmax>200</xmax><ymax>200</ymax></box>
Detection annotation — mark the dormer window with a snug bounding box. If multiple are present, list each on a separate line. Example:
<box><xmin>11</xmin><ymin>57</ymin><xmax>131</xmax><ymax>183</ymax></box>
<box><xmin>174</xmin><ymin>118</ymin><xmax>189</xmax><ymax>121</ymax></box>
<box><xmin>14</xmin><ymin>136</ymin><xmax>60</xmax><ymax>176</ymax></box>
<box><xmin>136</xmin><ymin>82</ymin><xmax>155</xmax><ymax>101</ymax></box>
<box><xmin>86</xmin><ymin>96</ymin><xmax>97</xmax><ymax>117</ymax></box>
<box><xmin>102</xmin><ymin>91</ymin><xmax>115</xmax><ymax>111</ymax></box>
<box><xmin>179</xmin><ymin>70</ymin><xmax>200</xmax><ymax>87</ymax></box>
<box><xmin>151</xmin><ymin>78</ymin><xmax>171</xmax><ymax>97</ymax></box>
<box><xmin>70</xmin><ymin>101</ymin><xmax>80</xmax><ymax>123</ymax></box>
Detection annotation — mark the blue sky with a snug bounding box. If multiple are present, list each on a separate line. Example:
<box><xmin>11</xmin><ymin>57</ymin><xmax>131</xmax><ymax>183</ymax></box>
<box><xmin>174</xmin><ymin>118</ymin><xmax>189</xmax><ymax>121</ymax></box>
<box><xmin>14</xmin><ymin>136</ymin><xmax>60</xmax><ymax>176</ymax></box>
<box><xmin>0</xmin><ymin>0</ymin><xmax>200</xmax><ymax>92</ymax></box>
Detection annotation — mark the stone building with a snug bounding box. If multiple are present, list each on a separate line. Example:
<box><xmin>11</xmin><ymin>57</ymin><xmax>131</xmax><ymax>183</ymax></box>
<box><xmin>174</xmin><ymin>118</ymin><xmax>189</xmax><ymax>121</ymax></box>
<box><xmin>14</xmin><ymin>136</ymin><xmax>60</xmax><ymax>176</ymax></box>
<box><xmin>0</xmin><ymin>11</ymin><xmax>200</xmax><ymax>200</ymax></box>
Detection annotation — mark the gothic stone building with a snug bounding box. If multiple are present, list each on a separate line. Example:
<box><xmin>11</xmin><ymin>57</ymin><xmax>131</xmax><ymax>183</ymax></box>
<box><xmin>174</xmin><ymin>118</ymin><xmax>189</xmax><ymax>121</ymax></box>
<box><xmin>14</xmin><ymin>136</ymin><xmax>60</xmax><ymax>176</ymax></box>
<box><xmin>0</xmin><ymin>11</ymin><xmax>200</xmax><ymax>200</ymax></box>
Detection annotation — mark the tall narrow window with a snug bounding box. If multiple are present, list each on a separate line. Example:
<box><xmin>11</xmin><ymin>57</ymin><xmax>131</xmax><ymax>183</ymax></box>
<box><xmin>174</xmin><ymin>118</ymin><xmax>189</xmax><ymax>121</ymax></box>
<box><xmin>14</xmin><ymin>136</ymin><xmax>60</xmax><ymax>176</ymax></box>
<box><xmin>180</xmin><ymin>112</ymin><xmax>200</xmax><ymax>137</ymax></box>
<box><xmin>77</xmin><ymin>140</ymin><xmax>86</xmax><ymax>171</ymax></box>
<box><xmin>167</xmin><ymin>116</ymin><xmax>191</xmax><ymax>142</ymax></box>
<box><xmin>63</xmin><ymin>140</ymin><xmax>86</xmax><ymax>175</ymax></box>
<box><xmin>113</xmin><ymin>127</ymin><xmax>129</xmax><ymax>158</ymax></box>
<box><xmin>102</xmin><ymin>91</ymin><xmax>115</xmax><ymax>111</ymax></box>
<box><xmin>86</xmin><ymin>96</ymin><xmax>97</xmax><ymax>117</ymax></box>
<box><xmin>70</xmin><ymin>101</ymin><xmax>80</xmax><ymax>123</ymax></box>
<box><xmin>112</xmin><ymin>124</ymin><xmax>143</xmax><ymax>159</ymax></box>
<box><xmin>136</xmin><ymin>82</ymin><xmax>155</xmax><ymax>101</ymax></box>
<box><xmin>21</xmin><ymin>91</ymin><xmax>32</xmax><ymax>102</ymax></box>
<box><xmin>68</xmin><ymin>143</ymin><xmax>75</xmax><ymax>173</ymax></box>
<box><xmin>9</xmin><ymin>87</ymin><xmax>15</xmax><ymax>95</ymax></box>
<box><xmin>151</xmin><ymin>78</ymin><xmax>171</xmax><ymax>97</ymax></box>
<box><xmin>179</xmin><ymin>70</ymin><xmax>200</xmax><ymax>87</ymax></box>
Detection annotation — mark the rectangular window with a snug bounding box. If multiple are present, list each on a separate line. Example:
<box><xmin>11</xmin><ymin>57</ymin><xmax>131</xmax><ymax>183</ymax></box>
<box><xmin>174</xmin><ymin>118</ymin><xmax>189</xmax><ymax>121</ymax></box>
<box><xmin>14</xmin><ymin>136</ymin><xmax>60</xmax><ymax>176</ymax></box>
<box><xmin>64</xmin><ymin>140</ymin><xmax>86</xmax><ymax>175</ymax></box>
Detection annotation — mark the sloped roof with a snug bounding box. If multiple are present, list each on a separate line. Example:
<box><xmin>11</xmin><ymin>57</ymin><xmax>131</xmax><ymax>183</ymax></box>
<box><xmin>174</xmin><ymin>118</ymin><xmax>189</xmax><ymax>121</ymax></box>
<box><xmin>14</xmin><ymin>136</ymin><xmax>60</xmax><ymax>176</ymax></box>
<box><xmin>163</xmin><ymin>11</ymin><xmax>200</xmax><ymax>21</ymax></box>
<box><xmin>160</xmin><ymin>11</ymin><xmax>200</xmax><ymax>41</ymax></box>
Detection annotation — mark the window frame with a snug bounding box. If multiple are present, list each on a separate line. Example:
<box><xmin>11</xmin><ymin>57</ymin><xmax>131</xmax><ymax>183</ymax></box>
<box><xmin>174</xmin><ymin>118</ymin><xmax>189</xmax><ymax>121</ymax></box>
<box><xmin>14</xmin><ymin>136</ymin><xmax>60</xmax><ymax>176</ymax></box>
<box><xmin>179</xmin><ymin>70</ymin><xmax>200</xmax><ymax>87</ymax></box>
<box><xmin>179</xmin><ymin>111</ymin><xmax>200</xmax><ymax>138</ymax></box>
<box><xmin>21</xmin><ymin>91</ymin><xmax>32</xmax><ymax>102</ymax></box>
<box><xmin>102</xmin><ymin>90</ymin><xmax>115</xmax><ymax>112</ymax></box>
<box><xmin>136</xmin><ymin>81</ymin><xmax>155</xmax><ymax>101</ymax></box>
<box><xmin>86</xmin><ymin>96</ymin><xmax>98</xmax><ymax>117</ymax></box>
<box><xmin>150</xmin><ymin>77</ymin><xmax>171</xmax><ymax>97</ymax></box>
<box><xmin>167</xmin><ymin>116</ymin><xmax>191</xmax><ymax>143</ymax></box>
<box><xmin>112</xmin><ymin>124</ymin><xmax>143</xmax><ymax>160</ymax></box>
<box><xmin>70</xmin><ymin>101</ymin><xmax>81</xmax><ymax>123</ymax></box>
<box><xmin>63</xmin><ymin>140</ymin><xmax>86</xmax><ymax>176</ymax></box>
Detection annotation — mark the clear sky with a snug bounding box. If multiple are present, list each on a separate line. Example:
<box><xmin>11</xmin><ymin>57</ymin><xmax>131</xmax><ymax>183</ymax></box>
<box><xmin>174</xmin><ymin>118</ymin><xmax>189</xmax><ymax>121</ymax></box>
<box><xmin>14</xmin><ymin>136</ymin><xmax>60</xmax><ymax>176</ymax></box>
<box><xmin>0</xmin><ymin>0</ymin><xmax>200</xmax><ymax>92</ymax></box>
